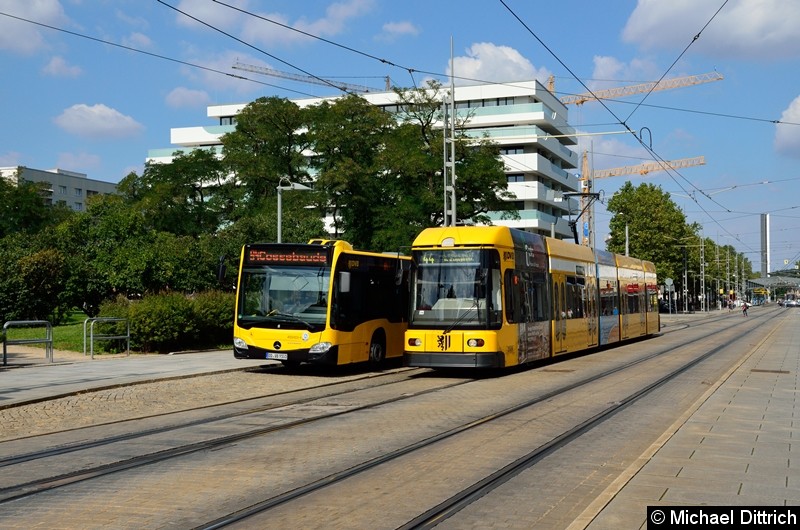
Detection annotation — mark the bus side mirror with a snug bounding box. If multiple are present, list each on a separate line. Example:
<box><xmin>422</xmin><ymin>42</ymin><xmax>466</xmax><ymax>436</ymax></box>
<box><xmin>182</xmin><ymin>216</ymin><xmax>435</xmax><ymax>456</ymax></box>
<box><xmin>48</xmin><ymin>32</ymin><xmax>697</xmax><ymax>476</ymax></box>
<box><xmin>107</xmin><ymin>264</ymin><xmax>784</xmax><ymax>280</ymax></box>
<box><xmin>339</xmin><ymin>271</ymin><xmax>351</xmax><ymax>293</ymax></box>
<box><xmin>395</xmin><ymin>262</ymin><xmax>406</xmax><ymax>286</ymax></box>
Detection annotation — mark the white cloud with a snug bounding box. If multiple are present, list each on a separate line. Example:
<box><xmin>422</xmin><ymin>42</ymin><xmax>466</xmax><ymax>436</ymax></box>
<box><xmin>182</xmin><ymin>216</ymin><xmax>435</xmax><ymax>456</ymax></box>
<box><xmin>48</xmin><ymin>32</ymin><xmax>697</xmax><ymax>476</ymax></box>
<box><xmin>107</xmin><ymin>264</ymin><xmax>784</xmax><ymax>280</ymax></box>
<box><xmin>0</xmin><ymin>151</ymin><xmax>23</xmax><ymax>166</ymax></box>
<box><xmin>166</xmin><ymin>87</ymin><xmax>211</xmax><ymax>109</ymax></box>
<box><xmin>774</xmin><ymin>95</ymin><xmax>800</xmax><ymax>157</ymax></box>
<box><xmin>182</xmin><ymin>51</ymin><xmax>273</xmax><ymax>96</ymax></box>
<box><xmin>589</xmin><ymin>55</ymin><xmax>661</xmax><ymax>90</ymax></box>
<box><xmin>0</xmin><ymin>0</ymin><xmax>68</xmax><ymax>54</ymax></box>
<box><xmin>121</xmin><ymin>32</ymin><xmax>153</xmax><ymax>50</ymax></box>
<box><xmin>450</xmin><ymin>42</ymin><xmax>551</xmax><ymax>84</ymax></box>
<box><xmin>42</xmin><ymin>56</ymin><xmax>82</xmax><ymax>78</ymax></box>
<box><xmin>295</xmin><ymin>0</ymin><xmax>375</xmax><ymax>37</ymax></box>
<box><xmin>115</xmin><ymin>9</ymin><xmax>150</xmax><ymax>31</ymax></box>
<box><xmin>240</xmin><ymin>0</ymin><xmax>375</xmax><ymax>47</ymax></box>
<box><xmin>377</xmin><ymin>21</ymin><xmax>419</xmax><ymax>42</ymax></box>
<box><xmin>54</xmin><ymin>104</ymin><xmax>144</xmax><ymax>139</ymax></box>
<box><xmin>56</xmin><ymin>151</ymin><xmax>102</xmax><ymax>171</ymax></box>
<box><xmin>174</xmin><ymin>0</ymin><xmax>250</xmax><ymax>31</ymax></box>
<box><xmin>623</xmin><ymin>0</ymin><xmax>800</xmax><ymax>60</ymax></box>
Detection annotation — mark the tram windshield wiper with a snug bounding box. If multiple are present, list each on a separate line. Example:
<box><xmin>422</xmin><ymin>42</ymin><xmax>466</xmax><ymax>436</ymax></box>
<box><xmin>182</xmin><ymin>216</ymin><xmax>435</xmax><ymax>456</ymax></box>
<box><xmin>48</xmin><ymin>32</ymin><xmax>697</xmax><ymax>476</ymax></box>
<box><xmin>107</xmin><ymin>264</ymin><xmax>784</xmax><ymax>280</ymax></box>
<box><xmin>443</xmin><ymin>298</ymin><xmax>480</xmax><ymax>334</ymax></box>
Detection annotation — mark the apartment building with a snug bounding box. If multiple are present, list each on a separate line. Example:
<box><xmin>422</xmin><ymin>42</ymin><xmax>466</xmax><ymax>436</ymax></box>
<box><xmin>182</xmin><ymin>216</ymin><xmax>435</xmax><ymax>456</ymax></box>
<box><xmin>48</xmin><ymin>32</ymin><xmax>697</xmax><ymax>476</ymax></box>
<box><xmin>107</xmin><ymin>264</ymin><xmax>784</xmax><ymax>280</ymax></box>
<box><xmin>147</xmin><ymin>80</ymin><xmax>581</xmax><ymax>239</ymax></box>
<box><xmin>0</xmin><ymin>166</ymin><xmax>118</xmax><ymax>211</ymax></box>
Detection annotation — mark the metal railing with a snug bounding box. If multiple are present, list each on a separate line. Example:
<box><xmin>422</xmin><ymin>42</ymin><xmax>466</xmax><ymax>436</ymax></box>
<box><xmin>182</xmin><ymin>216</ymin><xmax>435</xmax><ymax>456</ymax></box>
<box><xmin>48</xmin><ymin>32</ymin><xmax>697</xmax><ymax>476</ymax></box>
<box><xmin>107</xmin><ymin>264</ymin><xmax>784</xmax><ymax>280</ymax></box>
<box><xmin>83</xmin><ymin>318</ymin><xmax>130</xmax><ymax>359</ymax></box>
<box><xmin>2</xmin><ymin>320</ymin><xmax>53</xmax><ymax>366</ymax></box>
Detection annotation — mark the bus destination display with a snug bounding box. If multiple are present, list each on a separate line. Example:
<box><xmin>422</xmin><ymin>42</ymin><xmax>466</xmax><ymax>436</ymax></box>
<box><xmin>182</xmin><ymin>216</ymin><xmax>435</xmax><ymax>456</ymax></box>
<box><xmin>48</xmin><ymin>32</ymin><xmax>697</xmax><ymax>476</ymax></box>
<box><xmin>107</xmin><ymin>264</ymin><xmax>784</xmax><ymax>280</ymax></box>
<box><xmin>246</xmin><ymin>246</ymin><xmax>330</xmax><ymax>266</ymax></box>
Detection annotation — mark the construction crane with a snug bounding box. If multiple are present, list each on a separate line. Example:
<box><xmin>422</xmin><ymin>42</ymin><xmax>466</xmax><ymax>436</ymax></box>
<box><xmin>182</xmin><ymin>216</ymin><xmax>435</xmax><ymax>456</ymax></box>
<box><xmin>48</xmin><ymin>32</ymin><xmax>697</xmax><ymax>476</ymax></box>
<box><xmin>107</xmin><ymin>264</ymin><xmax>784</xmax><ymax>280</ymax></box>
<box><xmin>232</xmin><ymin>61</ymin><xmax>390</xmax><ymax>94</ymax></box>
<box><xmin>575</xmin><ymin>152</ymin><xmax>706</xmax><ymax>247</ymax></box>
<box><xmin>559</xmin><ymin>71</ymin><xmax>723</xmax><ymax>105</ymax></box>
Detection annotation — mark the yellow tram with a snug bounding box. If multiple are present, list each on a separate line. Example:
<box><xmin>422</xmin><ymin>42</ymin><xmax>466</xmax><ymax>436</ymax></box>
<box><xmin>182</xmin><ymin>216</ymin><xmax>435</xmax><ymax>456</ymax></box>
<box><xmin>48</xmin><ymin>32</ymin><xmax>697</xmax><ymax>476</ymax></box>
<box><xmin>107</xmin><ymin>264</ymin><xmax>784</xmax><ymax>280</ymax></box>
<box><xmin>403</xmin><ymin>226</ymin><xmax>659</xmax><ymax>369</ymax></box>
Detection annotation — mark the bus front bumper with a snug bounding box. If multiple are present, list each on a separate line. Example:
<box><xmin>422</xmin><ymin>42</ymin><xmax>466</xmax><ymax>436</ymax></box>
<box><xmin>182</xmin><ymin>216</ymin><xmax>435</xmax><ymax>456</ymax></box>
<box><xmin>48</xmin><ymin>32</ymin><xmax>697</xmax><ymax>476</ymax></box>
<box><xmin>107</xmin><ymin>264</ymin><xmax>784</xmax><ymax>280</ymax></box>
<box><xmin>234</xmin><ymin>344</ymin><xmax>339</xmax><ymax>365</ymax></box>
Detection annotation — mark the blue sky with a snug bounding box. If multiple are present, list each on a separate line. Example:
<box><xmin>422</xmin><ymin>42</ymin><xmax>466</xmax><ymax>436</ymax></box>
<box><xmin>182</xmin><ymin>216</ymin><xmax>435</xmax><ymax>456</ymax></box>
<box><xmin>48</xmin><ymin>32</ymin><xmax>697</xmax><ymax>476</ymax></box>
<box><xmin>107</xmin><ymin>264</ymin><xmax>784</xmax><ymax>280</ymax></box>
<box><xmin>1</xmin><ymin>0</ymin><xmax>799</xmax><ymax>272</ymax></box>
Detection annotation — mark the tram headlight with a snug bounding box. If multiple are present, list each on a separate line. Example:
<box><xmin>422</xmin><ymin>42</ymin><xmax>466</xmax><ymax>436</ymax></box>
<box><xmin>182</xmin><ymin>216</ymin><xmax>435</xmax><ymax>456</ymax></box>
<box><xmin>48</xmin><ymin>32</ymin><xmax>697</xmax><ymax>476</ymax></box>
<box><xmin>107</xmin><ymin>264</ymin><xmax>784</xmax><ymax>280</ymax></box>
<box><xmin>233</xmin><ymin>337</ymin><xmax>248</xmax><ymax>350</ymax></box>
<box><xmin>467</xmin><ymin>338</ymin><xmax>485</xmax><ymax>348</ymax></box>
<box><xmin>407</xmin><ymin>338</ymin><xmax>422</xmax><ymax>347</ymax></box>
<box><xmin>309</xmin><ymin>342</ymin><xmax>332</xmax><ymax>353</ymax></box>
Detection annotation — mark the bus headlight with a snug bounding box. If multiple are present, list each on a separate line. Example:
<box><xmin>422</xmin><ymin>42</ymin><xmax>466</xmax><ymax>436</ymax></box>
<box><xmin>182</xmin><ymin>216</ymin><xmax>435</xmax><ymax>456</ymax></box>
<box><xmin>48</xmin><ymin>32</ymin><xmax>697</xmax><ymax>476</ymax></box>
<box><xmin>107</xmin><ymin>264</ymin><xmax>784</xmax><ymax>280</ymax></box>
<box><xmin>309</xmin><ymin>342</ymin><xmax>332</xmax><ymax>353</ymax></box>
<box><xmin>233</xmin><ymin>337</ymin><xmax>248</xmax><ymax>350</ymax></box>
<box><xmin>467</xmin><ymin>338</ymin><xmax>485</xmax><ymax>348</ymax></box>
<box><xmin>407</xmin><ymin>338</ymin><xmax>422</xmax><ymax>347</ymax></box>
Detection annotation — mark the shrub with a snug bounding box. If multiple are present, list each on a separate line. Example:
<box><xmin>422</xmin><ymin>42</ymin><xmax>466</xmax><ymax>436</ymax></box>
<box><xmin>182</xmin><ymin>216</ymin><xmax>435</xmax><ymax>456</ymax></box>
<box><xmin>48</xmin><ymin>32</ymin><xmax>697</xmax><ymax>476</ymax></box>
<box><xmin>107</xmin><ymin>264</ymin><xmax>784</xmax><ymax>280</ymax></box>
<box><xmin>128</xmin><ymin>293</ymin><xmax>196</xmax><ymax>353</ymax></box>
<box><xmin>98</xmin><ymin>290</ymin><xmax>233</xmax><ymax>353</ymax></box>
<box><xmin>191</xmin><ymin>290</ymin><xmax>235</xmax><ymax>347</ymax></box>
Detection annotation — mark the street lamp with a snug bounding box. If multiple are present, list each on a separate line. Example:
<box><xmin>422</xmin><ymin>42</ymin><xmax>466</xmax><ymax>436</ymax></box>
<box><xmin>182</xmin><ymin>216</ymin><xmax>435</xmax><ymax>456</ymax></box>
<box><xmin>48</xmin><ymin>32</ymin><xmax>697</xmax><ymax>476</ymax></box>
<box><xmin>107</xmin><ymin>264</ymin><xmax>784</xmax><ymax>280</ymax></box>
<box><xmin>276</xmin><ymin>177</ymin><xmax>311</xmax><ymax>243</ymax></box>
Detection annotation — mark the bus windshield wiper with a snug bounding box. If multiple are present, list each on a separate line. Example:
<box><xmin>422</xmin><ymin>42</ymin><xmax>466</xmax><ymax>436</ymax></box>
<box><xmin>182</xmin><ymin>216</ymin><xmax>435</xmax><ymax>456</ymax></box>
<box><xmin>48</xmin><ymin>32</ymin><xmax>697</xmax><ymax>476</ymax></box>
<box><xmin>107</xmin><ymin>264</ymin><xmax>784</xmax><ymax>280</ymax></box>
<box><xmin>266</xmin><ymin>310</ymin><xmax>313</xmax><ymax>329</ymax></box>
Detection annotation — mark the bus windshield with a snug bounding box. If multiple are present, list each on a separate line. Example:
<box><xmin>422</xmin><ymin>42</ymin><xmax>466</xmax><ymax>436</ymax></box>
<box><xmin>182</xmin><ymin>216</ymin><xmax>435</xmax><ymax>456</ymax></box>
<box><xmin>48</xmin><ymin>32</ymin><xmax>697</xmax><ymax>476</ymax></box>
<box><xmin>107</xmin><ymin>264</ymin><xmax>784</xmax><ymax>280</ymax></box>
<box><xmin>410</xmin><ymin>249</ymin><xmax>501</xmax><ymax>328</ymax></box>
<box><xmin>237</xmin><ymin>265</ymin><xmax>330</xmax><ymax>331</ymax></box>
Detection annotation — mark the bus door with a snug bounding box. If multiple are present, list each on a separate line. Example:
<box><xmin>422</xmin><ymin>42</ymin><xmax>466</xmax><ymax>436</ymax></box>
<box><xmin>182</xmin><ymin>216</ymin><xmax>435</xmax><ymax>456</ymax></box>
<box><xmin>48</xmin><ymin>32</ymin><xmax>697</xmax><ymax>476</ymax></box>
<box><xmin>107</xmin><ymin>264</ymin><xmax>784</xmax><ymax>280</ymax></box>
<box><xmin>552</xmin><ymin>276</ymin><xmax>567</xmax><ymax>354</ymax></box>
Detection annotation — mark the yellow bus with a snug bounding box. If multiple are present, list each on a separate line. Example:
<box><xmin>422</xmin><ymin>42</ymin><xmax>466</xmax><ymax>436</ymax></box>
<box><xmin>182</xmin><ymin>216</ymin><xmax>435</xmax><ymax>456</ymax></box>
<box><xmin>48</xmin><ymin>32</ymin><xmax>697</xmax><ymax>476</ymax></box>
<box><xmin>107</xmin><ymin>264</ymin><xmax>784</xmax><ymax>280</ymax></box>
<box><xmin>233</xmin><ymin>239</ymin><xmax>409</xmax><ymax>368</ymax></box>
<box><xmin>403</xmin><ymin>226</ymin><xmax>659</xmax><ymax>369</ymax></box>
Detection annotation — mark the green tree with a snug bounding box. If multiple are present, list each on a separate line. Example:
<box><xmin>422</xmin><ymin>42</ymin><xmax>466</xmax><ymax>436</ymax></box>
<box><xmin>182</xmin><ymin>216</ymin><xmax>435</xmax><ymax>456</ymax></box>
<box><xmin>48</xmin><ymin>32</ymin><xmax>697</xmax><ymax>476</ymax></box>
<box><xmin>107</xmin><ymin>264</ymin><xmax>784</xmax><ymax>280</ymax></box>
<box><xmin>306</xmin><ymin>94</ymin><xmax>394</xmax><ymax>249</ymax></box>
<box><xmin>372</xmin><ymin>82</ymin><xmax>515</xmax><ymax>250</ymax></box>
<box><xmin>0</xmin><ymin>230</ymin><xmax>69</xmax><ymax>323</ymax></box>
<box><xmin>123</xmin><ymin>150</ymin><xmax>227</xmax><ymax>237</ymax></box>
<box><xmin>221</xmin><ymin>96</ymin><xmax>311</xmax><ymax>208</ymax></box>
<box><xmin>606</xmin><ymin>181</ymin><xmax>692</xmax><ymax>281</ymax></box>
<box><xmin>0</xmin><ymin>177</ymin><xmax>71</xmax><ymax>238</ymax></box>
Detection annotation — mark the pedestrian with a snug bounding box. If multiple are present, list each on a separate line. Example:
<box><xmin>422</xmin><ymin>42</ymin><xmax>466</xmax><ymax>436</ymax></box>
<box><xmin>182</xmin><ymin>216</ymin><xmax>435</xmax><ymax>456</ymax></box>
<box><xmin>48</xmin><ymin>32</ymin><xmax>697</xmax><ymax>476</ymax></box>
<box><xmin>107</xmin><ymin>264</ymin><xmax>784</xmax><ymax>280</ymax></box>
<box><xmin>742</xmin><ymin>302</ymin><xmax>748</xmax><ymax>316</ymax></box>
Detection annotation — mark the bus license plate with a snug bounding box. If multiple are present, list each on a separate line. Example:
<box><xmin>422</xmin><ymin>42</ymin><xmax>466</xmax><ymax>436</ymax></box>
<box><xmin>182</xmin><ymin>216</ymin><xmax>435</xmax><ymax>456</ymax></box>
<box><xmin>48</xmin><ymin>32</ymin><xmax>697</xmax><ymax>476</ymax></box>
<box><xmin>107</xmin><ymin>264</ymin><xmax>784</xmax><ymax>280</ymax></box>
<box><xmin>266</xmin><ymin>352</ymin><xmax>288</xmax><ymax>361</ymax></box>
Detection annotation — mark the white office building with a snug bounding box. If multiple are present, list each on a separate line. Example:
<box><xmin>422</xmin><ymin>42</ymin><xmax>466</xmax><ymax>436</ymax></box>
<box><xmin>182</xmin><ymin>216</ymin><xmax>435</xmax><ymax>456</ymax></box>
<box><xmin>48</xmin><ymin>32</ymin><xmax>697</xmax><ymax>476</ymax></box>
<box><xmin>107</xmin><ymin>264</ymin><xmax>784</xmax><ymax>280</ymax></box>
<box><xmin>0</xmin><ymin>166</ymin><xmax>118</xmax><ymax>211</ymax></box>
<box><xmin>147</xmin><ymin>80</ymin><xmax>581</xmax><ymax>239</ymax></box>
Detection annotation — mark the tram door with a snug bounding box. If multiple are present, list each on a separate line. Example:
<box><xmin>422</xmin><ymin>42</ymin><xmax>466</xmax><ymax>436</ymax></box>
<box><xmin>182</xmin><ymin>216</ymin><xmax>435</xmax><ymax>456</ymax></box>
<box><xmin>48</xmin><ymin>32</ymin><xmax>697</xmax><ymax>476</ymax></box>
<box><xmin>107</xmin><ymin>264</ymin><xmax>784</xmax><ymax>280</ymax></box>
<box><xmin>552</xmin><ymin>276</ymin><xmax>567</xmax><ymax>354</ymax></box>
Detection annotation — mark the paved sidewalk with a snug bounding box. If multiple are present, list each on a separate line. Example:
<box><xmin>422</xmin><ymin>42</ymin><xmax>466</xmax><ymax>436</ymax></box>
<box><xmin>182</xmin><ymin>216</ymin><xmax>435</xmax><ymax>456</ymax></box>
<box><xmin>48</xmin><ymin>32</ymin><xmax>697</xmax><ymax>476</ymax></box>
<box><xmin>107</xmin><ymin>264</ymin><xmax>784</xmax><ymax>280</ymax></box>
<box><xmin>0</xmin><ymin>347</ymin><xmax>270</xmax><ymax>409</ymax></box>
<box><xmin>579</xmin><ymin>305</ymin><xmax>800</xmax><ymax>528</ymax></box>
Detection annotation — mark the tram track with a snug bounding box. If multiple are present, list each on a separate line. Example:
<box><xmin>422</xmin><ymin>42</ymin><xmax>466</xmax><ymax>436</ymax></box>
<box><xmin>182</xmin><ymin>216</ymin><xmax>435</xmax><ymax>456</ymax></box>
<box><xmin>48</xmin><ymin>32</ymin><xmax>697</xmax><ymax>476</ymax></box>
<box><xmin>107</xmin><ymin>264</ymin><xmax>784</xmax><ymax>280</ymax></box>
<box><xmin>400</xmin><ymin>311</ymin><xmax>777</xmax><ymax>528</ymax></box>
<box><xmin>0</xmin><ymin>367</ymin><xmax>426</xmax><ymax>464</ymax></box>
<box><xmin>0</xmin><ymin>369</ymin><xmax>471</xmax><ymax>502</ymax></box>
<box><xmin>0</xmin><ymin>308</ymin><xmax>783</xmax><ymax>528</ymax></box>
<box><xmin>198</xmin><ymin>308</ymin><xmax>783</xmax><ymax>529</ymax></box>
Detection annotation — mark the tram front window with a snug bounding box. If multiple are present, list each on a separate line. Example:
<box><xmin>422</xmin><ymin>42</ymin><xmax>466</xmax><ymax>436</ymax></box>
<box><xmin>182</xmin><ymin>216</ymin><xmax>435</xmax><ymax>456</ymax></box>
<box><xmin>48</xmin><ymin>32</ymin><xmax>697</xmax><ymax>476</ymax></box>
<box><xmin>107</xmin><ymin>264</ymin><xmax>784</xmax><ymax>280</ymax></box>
<box><xmin>410</xmin><ymin>249</ymin><xmax>501</xmax><ymax>328</ymax></box>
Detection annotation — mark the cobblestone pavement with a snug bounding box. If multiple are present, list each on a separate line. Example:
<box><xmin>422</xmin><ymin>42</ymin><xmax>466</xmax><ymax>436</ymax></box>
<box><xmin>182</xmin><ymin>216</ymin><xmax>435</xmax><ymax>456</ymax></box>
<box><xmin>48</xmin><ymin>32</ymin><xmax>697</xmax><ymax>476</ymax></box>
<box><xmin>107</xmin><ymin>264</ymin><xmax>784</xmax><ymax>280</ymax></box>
<box><xmin>0</xmin><ymin>346</ymin><xmax>386</xmax><ymax>442</ymax></box>
<box><xmin>0</xmin><ymin>371</ymin><xmax>300</xmax><ymax>441</ymax></box>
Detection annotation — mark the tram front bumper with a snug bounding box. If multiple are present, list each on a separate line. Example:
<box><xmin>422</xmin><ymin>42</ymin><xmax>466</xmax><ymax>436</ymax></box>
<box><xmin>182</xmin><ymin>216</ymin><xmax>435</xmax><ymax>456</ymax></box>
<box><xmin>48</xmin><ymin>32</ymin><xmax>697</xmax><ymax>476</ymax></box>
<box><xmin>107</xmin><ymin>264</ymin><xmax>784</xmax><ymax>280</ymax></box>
<box><xmin>403</xmin><ymin>351</ymin><xmax>505</xmax><ymax>368</ymax></box>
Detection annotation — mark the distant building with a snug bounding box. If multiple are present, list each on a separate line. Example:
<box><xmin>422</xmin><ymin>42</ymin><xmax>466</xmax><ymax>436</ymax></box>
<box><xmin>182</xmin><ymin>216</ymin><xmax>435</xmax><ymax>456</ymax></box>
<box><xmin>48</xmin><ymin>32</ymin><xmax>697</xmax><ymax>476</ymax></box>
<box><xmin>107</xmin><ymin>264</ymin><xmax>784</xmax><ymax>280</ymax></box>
<box><xmin>147</xmin><ymin>80</ymin><xmax>581</xmax><ymax>239</ymax></box>
<box><xmin>0</xmin><ymin>166</ymin><xmax>118</xmax><ymax>212</ymax></box>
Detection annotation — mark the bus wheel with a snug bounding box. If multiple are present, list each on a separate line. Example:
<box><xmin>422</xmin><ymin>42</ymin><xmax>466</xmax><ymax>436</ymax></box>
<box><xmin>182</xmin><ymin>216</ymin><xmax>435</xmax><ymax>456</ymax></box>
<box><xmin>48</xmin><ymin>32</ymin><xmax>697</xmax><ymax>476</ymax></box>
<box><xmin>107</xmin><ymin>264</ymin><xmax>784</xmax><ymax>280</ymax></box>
<box><xmin>368</xmin><ymin>332</ymin><xmax>386</xmax><ymax>369</ymax></box>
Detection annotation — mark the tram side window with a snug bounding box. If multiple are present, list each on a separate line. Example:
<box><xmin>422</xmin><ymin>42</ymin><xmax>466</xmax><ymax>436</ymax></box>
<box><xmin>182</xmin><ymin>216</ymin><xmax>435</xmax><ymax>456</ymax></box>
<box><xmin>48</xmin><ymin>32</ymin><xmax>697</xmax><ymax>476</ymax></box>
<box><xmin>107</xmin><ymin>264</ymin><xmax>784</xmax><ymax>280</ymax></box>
<box><xmin>504</xmin><ymin>270</ymin><xmax>546</xmax><ymax>323</ymax></box>
<box><xmin>566</xmin><ymin>276</ymin><xmax>585</xmax><ymax>318</ymax></box>
<box><xmin>600</xmin><ymin>288</ymin><xmax>619</xmax><ymax>316</ymax></box>
<box><xmin>625</xmin><ymin>288</ymin><xmax>641</xmax><ymax>314</ymax></box>
<box><xmin>530</xmin><ymin>272</ymin><xmax>548</xmax><ymax>321</ymax></box>
<box><xmin>648</xmin><ymin>291</ymin><xmax>658</xmax><ymax>312</ymax></box>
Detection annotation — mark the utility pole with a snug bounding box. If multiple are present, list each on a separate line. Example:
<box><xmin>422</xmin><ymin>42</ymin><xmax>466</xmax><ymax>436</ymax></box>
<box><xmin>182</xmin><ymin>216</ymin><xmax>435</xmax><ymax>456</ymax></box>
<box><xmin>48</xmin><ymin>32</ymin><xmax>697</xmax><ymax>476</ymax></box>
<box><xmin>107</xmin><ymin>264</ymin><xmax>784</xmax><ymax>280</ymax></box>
<box><xmin>442</xmin><ymin>38</ymin><xmax>456</xmax><ymax>227</ymax></box>
<box><xmin>726</xmin><ymin>249</ymin><xmax>730</xmax><ymax>302</ymax></box>
<box><xmin>700</xmin><ymin>236</ymin><xmax>706</xmax><ymax>311</ymax></box>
